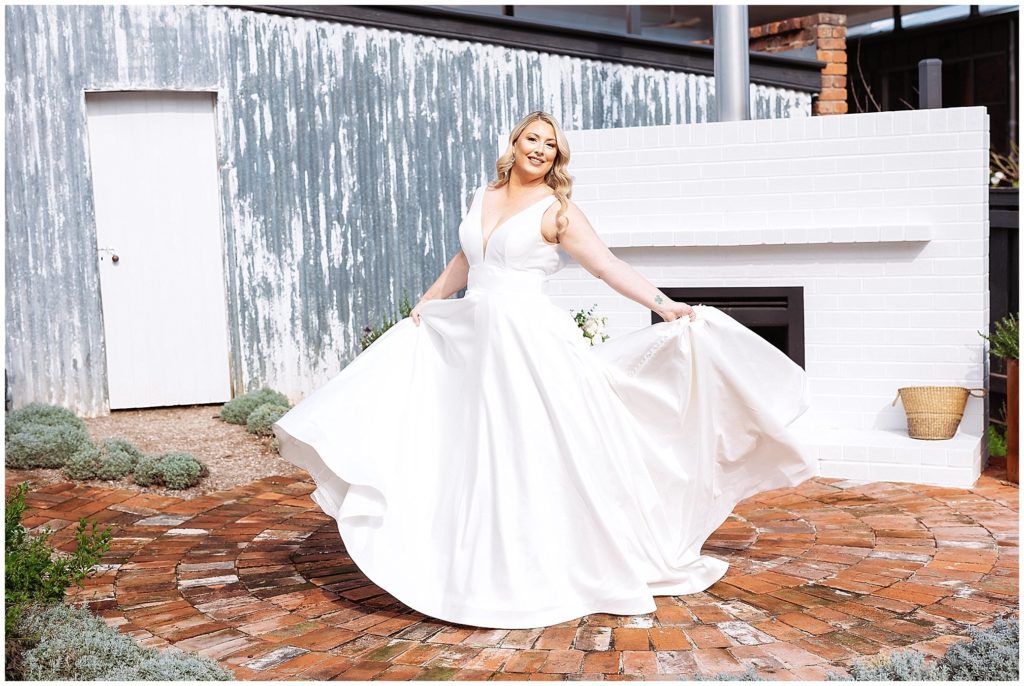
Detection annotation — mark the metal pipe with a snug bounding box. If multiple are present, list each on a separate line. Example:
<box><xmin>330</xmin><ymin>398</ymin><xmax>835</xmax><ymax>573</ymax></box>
<box><xmin>713</xmin><ymin>4</ymin><xmax>751</xmax><ymax>121</ymax></box>
<box><xmin>918</xmin><ymin>58</ymin><xmax>942</xmax><ymax>109</ymax></box>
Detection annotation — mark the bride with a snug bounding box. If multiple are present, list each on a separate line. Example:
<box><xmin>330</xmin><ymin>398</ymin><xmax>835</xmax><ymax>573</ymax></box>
<box><xmin>273</xmin><ymin>111</ymin><xmax>813</xmax><ymax>630</ymax></box>
<box><xmin>408</xmin><ymin>112</ymin><xmax>698</xmax><ymax>328</ymax></box>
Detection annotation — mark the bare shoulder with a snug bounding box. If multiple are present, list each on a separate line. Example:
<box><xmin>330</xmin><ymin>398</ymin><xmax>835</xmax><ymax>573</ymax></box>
<box><xmin>541</xmin><ymin>196</ymin><xmax>591</xmax><ymax>243</ymax></box>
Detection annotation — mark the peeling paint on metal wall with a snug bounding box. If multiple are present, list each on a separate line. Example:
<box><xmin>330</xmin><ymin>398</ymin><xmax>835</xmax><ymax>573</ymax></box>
<box><xmin>4</xmin><ymin>4</ymin><xmax>812</xmax><ymax>416</ymax></box>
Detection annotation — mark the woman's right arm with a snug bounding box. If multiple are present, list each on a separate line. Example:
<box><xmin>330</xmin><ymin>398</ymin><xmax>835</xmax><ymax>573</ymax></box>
<box><xmin>410</xmin><ymin>249</ymin><xmax>469</xmax><ymax>325</ymax></box>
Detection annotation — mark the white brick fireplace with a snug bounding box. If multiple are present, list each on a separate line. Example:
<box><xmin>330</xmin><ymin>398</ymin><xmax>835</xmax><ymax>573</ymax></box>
<box><xmin>547</xmin><ymin>107</ymin><xmax>990</xmax><ymax>488</ymax></box>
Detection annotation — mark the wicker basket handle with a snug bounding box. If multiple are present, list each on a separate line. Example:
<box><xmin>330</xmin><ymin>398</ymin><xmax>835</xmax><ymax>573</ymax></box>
<box><xmin>892</xmin><ymin>387</ymin><xmax>988</xmax><ymax>406</ymax></box>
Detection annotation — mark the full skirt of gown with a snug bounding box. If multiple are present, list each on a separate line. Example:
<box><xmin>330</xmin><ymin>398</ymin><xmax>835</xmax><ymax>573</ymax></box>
<box><xmin>273</xmin><ymin>185</ymin><xmax>814</xmax><ymax>629</ymax></box>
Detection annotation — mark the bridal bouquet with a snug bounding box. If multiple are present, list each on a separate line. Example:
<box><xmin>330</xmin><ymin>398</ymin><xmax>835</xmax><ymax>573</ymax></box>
<box><xmin>570</xmin><ymin>304</ymin><xmax>609</xmax><ymax>346</ymax></box>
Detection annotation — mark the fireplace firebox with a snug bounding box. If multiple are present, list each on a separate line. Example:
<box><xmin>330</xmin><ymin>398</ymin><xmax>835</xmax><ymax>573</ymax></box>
<box><xmin>652</xmin><ymin>287</ymin><xmax>805</xmax><ymax>369</ymax></box>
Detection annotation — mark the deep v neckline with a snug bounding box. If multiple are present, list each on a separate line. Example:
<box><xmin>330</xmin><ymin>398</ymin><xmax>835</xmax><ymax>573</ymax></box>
<box><xmin>479</xmin><ymin>188</ymin><xmax>556</xmax><ymax>260</ymax></box>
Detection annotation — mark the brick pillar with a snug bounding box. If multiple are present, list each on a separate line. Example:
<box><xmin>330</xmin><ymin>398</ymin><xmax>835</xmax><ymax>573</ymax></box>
<box><xmin>700</xmin><ymin>13</ymin><xmax>849</xmax><ymax>116</ymax></box>
<box><xmin>749</xmin><ymin>13</ymin><xmax>848</xmax><ymax>115</ymax></box>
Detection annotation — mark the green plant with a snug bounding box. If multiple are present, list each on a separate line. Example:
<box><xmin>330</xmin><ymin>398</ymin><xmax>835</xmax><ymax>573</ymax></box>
<box><xmin>988</xmin><ymin>423</ymin><xmax>1008</xmax><ymax>457</ymax></box>
<box><xmin>941</xmin><ymin>616</ymin><xmax>1018</xmax><ymax>680</ymax></box>
<box><xmin>131</xmin><ymin>456</ymin><xmax>163</xmax><ymax>487</ymax></box>
<box><xmin>5</xmin><ymin>482</ymin><xmax>112</xmax><ymax>627</ymax></box>
<box><xmin>360</xmin><ymin>295</ymin><xmax>413</xmax><ymax>350</ymax></box>
<box><xmin>829</xmin><ymin>616</ymin><xmax>1018</xmax><ymax>681</ymax></box>
<box><xmin>5</xmin><ymin>403</ymin><xmax>92</xmax><ymax>469</ymax></box>
<box><xmin>219</xmin><ymin>388</ymin><xmax>290</xmax><ymax>425</ymax></box>
<box><xmin>11</xmin><ymin>602</ymin><xmax>233</xmax><ymax>680</ymax></box>
<box><xmin>155</xmin><ymin>452</ymin><xmax>207</xmax><ymax>490</ymax></box>
<box><xmin>246</xmin><ymin>402</ymin><xmax>289</xmax><ymax>437</ymax></box>
<box><xmin>834</xmin><ymin>649</ymin><xmax>945</xmax><ymax>680</ymax></box>
<box><xmin>5</xmin><ymin>403</ymin><xmax>84</xmax><ymax>436</ymax></box>
<box><xmin>132</xmin><ymin>453</ymin><xmax>207</xmax><ymax>490</ymax></box>
<box><xmin>63</xmin><ymin>443</ymin><xmax>105</xmax><ymax>480</ymax></box>
<box><xmin>698</xmin><ymin>667</ymin><xmax>764</xmax><ymax>681</ymax></box>
<box><xmin>978</xmin><ymin>312</ymin><xmax>1019</xmax><ymax>361</ymax></box>
<box><xmin>96</xmin><ymin>438</ymin><xmax>142</xmax><ymax>480</ymax></box>
<box><xmin>62</xmin><ymin>438</ymin><xmax>143</xmax><ymax>481</ymax></box>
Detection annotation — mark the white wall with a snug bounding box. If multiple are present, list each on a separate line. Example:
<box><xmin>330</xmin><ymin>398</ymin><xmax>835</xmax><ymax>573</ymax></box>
<box><xmin>552</xmin><ymin>107</ymin><xmax>990</xmax><ymax>488</ymax></box>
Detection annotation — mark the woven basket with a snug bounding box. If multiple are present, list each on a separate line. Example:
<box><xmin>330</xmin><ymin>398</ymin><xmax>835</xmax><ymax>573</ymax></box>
<box><xmin>891</xmin><ymin>386</ymin><xmax>987</xmax><ymax>440</ymax></box>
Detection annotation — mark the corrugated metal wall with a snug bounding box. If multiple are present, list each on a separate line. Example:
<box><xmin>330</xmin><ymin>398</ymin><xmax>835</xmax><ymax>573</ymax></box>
<box><xmin>4</xmin><ymin>4</ymin><xmax>813</xmax><ymax>416</ymax></box>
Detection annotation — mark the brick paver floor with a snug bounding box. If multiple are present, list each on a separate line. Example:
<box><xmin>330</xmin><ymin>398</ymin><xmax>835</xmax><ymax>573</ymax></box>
<box><xmin>12</xmin><ymin>465</ymin><xmax>1018</xmax><ymax>680</ymax></box>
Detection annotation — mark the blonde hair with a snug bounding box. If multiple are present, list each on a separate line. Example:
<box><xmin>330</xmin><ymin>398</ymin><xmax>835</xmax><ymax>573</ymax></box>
<box><xmin>489</xmin><ymin>111</ymin><xmax>573</xmax><ymax>238</ymax></box>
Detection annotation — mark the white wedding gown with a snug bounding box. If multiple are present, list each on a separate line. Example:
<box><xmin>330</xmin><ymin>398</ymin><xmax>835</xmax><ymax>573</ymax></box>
<box><xmin>273</xmin><ymin>183</ymin><xmax>814</xmax><ymax>630</ymax></box>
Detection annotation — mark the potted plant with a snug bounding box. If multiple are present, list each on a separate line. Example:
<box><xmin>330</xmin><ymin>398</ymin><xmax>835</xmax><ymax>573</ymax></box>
<box><xmin>979</xmin><ymin>312</ymin><xmax>1019</xmax><ymax>483</ymax></box>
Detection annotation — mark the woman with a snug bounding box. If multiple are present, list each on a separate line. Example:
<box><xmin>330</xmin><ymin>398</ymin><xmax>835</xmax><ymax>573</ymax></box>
<box><xmin>274</xmin><ymin>111</ymin><xmax>813</xmax><ymax>630</ymax></box>
<box><xmin>408</xmin><ymin>113</ymin><xmax>697</xmax><ymax>328</ymax></box>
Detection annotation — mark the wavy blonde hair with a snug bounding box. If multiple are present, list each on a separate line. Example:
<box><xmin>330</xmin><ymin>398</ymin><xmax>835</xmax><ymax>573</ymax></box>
<box><xmin>489</xmin><ymin>111</ymin><xmax>574</xmax><ymax>238</ymax></box>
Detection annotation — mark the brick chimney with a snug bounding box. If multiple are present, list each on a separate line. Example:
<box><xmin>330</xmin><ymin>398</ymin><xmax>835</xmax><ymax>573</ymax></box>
<box><xmin>698</xmin><ymin>12</ymin><xmax>849</xmax><ymax>116</ymax></box>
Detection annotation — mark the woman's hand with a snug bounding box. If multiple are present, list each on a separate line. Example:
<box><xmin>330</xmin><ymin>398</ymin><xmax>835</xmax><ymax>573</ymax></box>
<box><xmin>657</xmin><ymin>300</ymin><xmax>697</xmax><ymax>323</ymax></box>
<box><xmin>411</xmin><ymin>250</ymin><xmax>470</xmax><ymax>327</ymax></box>
<box><xmin>410</xmin><ymin>300</ymin><xmax>428</xmax><ymax>326</ymax></box>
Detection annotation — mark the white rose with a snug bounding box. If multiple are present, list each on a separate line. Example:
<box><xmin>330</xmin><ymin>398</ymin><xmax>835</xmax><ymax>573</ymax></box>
<box><xmin>582</xmin><ymin>318</ymin><xmax>599</xmax><ymax>336</ymax></box>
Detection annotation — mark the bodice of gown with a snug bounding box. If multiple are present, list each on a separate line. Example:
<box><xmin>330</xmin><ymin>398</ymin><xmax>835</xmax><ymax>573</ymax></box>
<box><xmin>457</xmin><ymin>184</ymin><xmax>569</xmax><ymax>294</ymax></box>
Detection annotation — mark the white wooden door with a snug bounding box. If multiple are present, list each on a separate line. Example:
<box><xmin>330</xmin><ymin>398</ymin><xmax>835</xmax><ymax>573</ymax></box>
<box><xmin>86</xmin><ymin>91</ymin><xmax>232</xmax><ymax>409</ymax></box>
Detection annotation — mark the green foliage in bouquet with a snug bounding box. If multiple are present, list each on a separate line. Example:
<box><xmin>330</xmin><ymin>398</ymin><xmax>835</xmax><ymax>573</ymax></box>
<box><xmin>570</xmin><ymin>303</ymin><xmax>610</xmax><ymax>346</ymax></box>
<box><xmin>219</xmin><ymin>387</ymin><xmax>290</xmax><ymax>425</ymax></box>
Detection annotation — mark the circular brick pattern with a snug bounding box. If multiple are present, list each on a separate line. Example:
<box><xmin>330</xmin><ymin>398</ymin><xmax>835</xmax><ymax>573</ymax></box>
<box><xmin>26</xmin><ymin>468</ymin><xmax>1015</xmax><ymax>680</ymax></box>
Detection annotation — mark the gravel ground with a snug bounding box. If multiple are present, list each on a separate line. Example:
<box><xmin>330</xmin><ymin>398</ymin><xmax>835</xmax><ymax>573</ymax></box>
<box><xmin>5</xmin><ymin>404</ymin><xmax>304</xmax><ymax>499</ymax></box>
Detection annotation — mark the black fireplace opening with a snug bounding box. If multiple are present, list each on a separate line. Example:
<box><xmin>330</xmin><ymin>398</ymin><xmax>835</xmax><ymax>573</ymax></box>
<box><xmin>653</xmin><ymin>286</ymin><xmax>805</xmax><ymax>369</ymax></box>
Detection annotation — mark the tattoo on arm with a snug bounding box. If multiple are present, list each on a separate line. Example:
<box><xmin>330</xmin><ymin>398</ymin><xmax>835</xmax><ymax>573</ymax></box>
<box><xmin>654</xmin><ymin>294</ymin><xmax>664</xmax><ymax>305</ymax></box>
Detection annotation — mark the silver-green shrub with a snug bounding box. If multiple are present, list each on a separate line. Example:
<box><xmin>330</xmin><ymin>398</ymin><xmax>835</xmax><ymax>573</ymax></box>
<box><xmin>838</xmin><ymin>650</ymin><xmax>946</xmax><ymax>681</ymax></box>
<box><xmin>154</xmin><ymin>452</ymin><xmax>207</xmax><ymax>490</ymax></box>
<box><xmin>5</xmin><ymin>403</ymin><xmax>85</xmax><ymax>435</ymax></box>
<box><xmin>219</xmin><ymin>388</ymin><xmax>289</xmax><ymax>425</ymax></box>
<box><xmin>131</xmin><ymin>453</ymin><xmax>207</xmax><ymax>489</ymax></box>
<box><xmin>829</xmin><ymin>616</ymin><xmax>1019</xmax><ymax>681</ymax></box>
<box><xmin>698</xmin><ymin>668</ymin><xmax>764</xmax><ymax>681</ymax></box>
<box><xmin>15</xmin><ymin>602</ymin><xmax>233</xmax><ymax>680</ymax></box>
<box><xmin>63</xmin><ymin>443</ymin><xmax>105</xmax><ymax>480</ymax></box>
<box><xmin>131</xmin><ymin>456</ymin><xmax>163</xmax><ymax>486</ymax></box>
<box><xmin>941</xmin><ymin>616</ymin><xmax>1018</xmax><ymax>681</ymax></box>
<box><xmin>6</xmin><ymin>425</ymin><xmax>93</xmax><ymax>470</ymax></box>
<box><xmin>96</xmin><ymin>438</ymin><xmax>142</xmax><ymax>480</ymax></box>
<box><xmin>62</xmin><ymin>438</ymin><xmax>143</xmax><ymax>481</ymax></box>
<box><xmin>246</xmin><ymin>403</ymin><xmax>289</xmax><ymax>437</ymax></box>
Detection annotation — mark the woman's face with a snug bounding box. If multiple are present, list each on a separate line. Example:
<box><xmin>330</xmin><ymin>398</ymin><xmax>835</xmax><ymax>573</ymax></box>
<box><xmin>513</xmin><ymin>120</ymin><xmax>558</xmax><ymax>180</ymax></box>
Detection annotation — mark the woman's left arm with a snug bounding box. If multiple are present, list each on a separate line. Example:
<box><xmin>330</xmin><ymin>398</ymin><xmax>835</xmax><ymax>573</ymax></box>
<box><xmin>557</xmin><ymin>202</ymin><xmax>696</xmax><ymax>322</ymax></box>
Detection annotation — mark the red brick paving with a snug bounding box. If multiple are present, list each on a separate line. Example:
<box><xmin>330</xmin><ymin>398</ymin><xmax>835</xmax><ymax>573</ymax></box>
<box><xmin>8</xmin><ymin>465</ymin><xmax>1018</xmax><ymax>681</ymax></box>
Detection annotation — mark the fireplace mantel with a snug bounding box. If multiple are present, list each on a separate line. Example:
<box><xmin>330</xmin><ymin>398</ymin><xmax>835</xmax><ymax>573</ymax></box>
<box><xmin>594</xmin><ymin>224</ymin><xmax>934</xmax><ymax>248</ymax></box>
